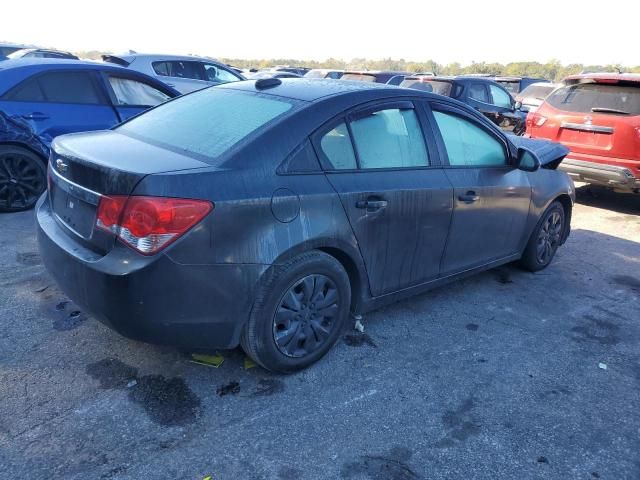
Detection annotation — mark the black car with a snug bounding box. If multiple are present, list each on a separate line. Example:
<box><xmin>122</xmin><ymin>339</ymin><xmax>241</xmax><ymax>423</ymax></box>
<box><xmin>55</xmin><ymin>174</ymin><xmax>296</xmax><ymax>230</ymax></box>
<box><xmin>341</xmin><ymin>71</ymin><xmax>412</xmax><ymax>84</ymax></box>
<box><xmin>401</xmin><ymin>76</ymin><xmax>527</xmax><ymax>134</ymax></box>
<box><xmin>38</xmin><ymin>79</ymin><xmax>574</xmax><ymax>372</ymax></box>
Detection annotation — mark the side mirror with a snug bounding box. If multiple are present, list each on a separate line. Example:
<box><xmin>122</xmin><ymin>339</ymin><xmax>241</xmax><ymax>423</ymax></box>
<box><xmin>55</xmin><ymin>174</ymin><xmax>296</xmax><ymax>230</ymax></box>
<box><xmin>516</xmin><ymin>148</ymin><xmax>540</xmax><ymax>172</ymax></box>
<box><xmin>514</xmin><ymin>100</ymin><xmax>522</xmax><ymax>110</ymax></box>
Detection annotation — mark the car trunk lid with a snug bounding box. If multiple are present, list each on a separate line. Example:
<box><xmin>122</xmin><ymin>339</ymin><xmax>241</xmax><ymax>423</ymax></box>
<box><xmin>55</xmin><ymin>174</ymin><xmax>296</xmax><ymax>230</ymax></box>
<box><xmin>48</xmin><ymin>130</ymin><xmax>211</xmax><ymax>254</ymax></box>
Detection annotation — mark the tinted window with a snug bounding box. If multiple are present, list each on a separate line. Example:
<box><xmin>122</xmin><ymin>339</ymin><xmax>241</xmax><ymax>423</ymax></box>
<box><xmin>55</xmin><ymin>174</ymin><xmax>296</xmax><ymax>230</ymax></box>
<box><xmin>320</xmin><ymin>122</ymin><xmax>357</xmax><ymax>170</ymax></box>
<box><xmin>152</xmin><ymin>61</ymin><xmax>204</xmax><ymax>80</ymax></box>
<box><xmin>107</xmin><ymin>76</ymin><xmax>170</xmax><ymax>106</ymax></box>
<box><xmin>434</xmin><ymin>111</ymin><xmax>506</xmax><ymax>167</ymax></box>
<box><xmin>2</xmin><ymin>77</ymin><xmax>45</xmax><ymax>101</ymax></box>
<box><xmin>401</xmin><ymin>79</ymin><xmax>453</xmax><ymax>96</ymax></box>
<box><xmin>468</xmin><ymin>84</ymin><xmax>489</xmax><ymax>102</ymax></box>
<box><xmin>517</xmin><ymin>84</ymin><xmax>555</xmax><ymax>102</ymax></box>
<box><xmin>546</xmin><ymin>83</ymin><xmax>640</xmax><ymax>115</ymax></box>
<box><xmin>4</xmin><ymin>71</ymin><xmax>101</xmax><ymax>104</ymax></box>
<box><xmin>327</xmin><ymin>72</ymin><xmax>343</xmax><ymax>79</ymax></box>
<box><xmin>490</xmin><ymin>85</ymin><xmax>512</xmax><ymax>108</ymax></box>
<box><xmin>497</xmin><ymin>81</ymin><xmax>520</xmax><ymax>94</ymax></box>
<box><xmin>118</xmin><ymin>88</ymin><xmax>293</xmax><ymax>162</ymax></box>
<box><xmin>38</xmin><ymin>72</ymin><xmax>102</xmax><ymax>104</ymax></box>
<box><xmin>351</xmin><ymin>108</ymin><xmax>429</xmax><ymax>169</ymax></box>
<box><xmin>203</xmin><ymin>64</ymin><xmax>240</xmax><ymax>83</ymax></box>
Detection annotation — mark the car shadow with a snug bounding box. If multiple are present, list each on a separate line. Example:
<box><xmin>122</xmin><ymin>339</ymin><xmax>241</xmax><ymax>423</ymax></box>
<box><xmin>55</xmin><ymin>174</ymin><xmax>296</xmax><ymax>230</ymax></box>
<box><xmin>575</xmin><ymin>184</ymin><xmax>640</xmax><ymax>215</ymax></box>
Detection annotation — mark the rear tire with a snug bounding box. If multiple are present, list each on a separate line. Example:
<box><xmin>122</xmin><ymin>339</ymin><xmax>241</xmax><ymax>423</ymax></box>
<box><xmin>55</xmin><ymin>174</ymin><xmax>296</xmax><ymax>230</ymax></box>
<box><xmin>0</xmin><ymin>145</ymin><xmax>47</xmax><ymax>212</ymax></box>
<box><xmin>518</xmin><ymin>201</ymin><xmax>565</xmax><ymax>272</ymax></box>
<box><xmin>241</xmin><ymin>251</ymin><xmax>351</xmax><ymax>373</ymax></box>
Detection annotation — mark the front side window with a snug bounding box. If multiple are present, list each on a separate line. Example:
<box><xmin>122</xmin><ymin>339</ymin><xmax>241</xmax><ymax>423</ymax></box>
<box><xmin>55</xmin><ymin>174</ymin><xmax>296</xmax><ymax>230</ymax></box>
<box><xmin>468</xmin><ymin>83</ymin><xmax>489</xmax><ymax>103</ymax></box>
<box><xmin>118</xmin><ymin>88</ymin><xmax>293</xmax><ymax>163</ymax></box>
<box><xmin>203</xmin><ymin>64</ymin><xmax>240</xmax><ymax>83</ymax></box>
<box><xmin>107</xmin><ymin>76</ymin><xmax>171</xmax><ymax>106</ymax></box>
<box><xmin>152</xmin><ymin>61</ymin><xmax>203</xmax><ymax>81</ymax></box>
<box><xmin>433</xmin><ymin>111</ymin><xmax>507</xmax><ymax>167</ymax></box>
<box><xmin>320</xmin><ymin>122</ymin><xmax>357</xmax><ymax>170</ymax></box>
<box><xmin>490</xmin><ymin>85</ymin><xmax>513</xmax><ymax>108</ymax></box>
<box><xmin>350</xmin><ymin>108</ymin><xmax>429</xmax><ymax>169</ymax></box>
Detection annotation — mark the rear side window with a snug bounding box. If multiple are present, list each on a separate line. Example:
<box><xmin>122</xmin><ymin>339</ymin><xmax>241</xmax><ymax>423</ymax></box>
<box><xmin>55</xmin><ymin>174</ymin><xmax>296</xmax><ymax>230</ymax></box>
<box><xmin>546</xmin><ymin>83</ymin><xmax>640</xmax><ymax>115</ymax></box>
<box><xmin>118</xmin><ymin>88</ymin><xmax>294</xmax><ymax>161</ymax></box>
<box><xmin>3</xmin><ymin>71</ymin><xmax>102</xmax><ymax>104</ymax></box>
<box><xmin>203</xmin><ymin>64</ymin><xmax>240</xmax><ymax>83</ymax></box>
<box><xmin>152</xmin><ymin>61</ymin><xmax>204</xmax><ymax>80</ymax></box>
<box><xmin>433</xmin><ymin>111</ymin><xmax>506</xmax><ymax>167</ymax></box>
<box><xmin>320</xmin><ymin>122</ymin><xmax>357</xmax><ymax>170</ymax></box>
<box><xmin>468</xmin><ymin>84</ymin><xmax>489</xmax><ymax>103</ymax></box>
<box><xmin>107</xmin><ymin>76</ymin><xmax>170</xmax><ymax>106</ymax></box>
<box><xmin>351</xmin><ymin>109</ymin><xmax>429</xmax><ymax>169</ymax></box>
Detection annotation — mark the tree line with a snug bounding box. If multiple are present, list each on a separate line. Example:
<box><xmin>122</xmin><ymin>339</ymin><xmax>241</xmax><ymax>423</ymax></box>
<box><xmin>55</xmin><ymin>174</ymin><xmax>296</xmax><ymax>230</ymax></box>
<box><xmin>74</xmin><ymin>51</ymin><xmax>639</xmax><ymax>82</ymax></box>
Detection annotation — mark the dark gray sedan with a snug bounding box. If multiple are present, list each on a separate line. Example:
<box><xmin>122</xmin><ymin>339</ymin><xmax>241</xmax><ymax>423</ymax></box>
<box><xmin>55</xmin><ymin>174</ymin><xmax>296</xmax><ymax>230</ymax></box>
<box><xmin>37</xmin><ymin>79</ymin><xmax>575</xmax><ymax>372</ymax></box>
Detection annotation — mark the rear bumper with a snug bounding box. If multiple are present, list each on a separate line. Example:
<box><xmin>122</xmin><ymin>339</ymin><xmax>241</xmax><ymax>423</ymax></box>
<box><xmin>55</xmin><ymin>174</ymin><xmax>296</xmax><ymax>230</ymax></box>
<box><xmin>560</xmin><ymin>158</ymin><xmax>640</xmax><ymax>192</ymax></box>
<box><xmin>36</xmin><ymin>195</ymin><xmax>267</xmax><ymax>350</ymax></box>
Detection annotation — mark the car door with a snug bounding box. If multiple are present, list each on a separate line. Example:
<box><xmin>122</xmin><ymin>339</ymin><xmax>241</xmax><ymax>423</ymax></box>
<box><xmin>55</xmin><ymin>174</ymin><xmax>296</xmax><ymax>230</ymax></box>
<box><xmin>466</xmin><ymin>82</ymin><xmax>514</xmax><ymax>125</ymax></box>
<box><xmin>100</xmin><ymin>72</ymin><xmax>173</xmax><ymax>122</ymax></box>
<box><xmin>0</xmin><ymin>70</ymin><xmax>118</xmax><ymax>143</ymax></box>
<box><xmin>429</xmin><ymin>102</ymin><xmax>532</xmax><ymax>275</ymax></box>
<box><xmin>314</xmin><ymin>101</ymin><xmax>453</xmax><ymax>297</ymax></box>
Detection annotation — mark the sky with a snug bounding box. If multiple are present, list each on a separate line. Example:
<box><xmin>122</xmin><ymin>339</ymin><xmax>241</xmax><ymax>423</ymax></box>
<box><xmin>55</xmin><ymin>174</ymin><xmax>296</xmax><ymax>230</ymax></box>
<box><xmin>3</xmin><ymin>0</ymin><xmax>636</xmax><ymax>65</ymax></box>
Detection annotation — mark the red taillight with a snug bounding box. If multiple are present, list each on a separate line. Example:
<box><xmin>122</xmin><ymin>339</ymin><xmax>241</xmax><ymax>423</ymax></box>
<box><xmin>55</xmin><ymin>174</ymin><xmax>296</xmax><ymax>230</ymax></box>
<box><xmin>96</xmin><ymin>196</ymin><xmax>213</xmax><ymax>255</ymax></box>
<box><xmin>526</xmin><ymin>112</ymin><xmax>547</xmax><ymax>131</ymax></box>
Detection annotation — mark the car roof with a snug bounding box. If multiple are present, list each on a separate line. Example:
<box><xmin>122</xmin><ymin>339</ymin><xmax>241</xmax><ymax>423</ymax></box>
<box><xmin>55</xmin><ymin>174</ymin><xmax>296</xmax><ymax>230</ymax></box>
<box><xmin>110</xmin><ymin>53</ymin><xmax>223</xmax><ymax>63</ymax></box>
<box><xmin>217</xmin><ymin>78</ymin><xmax>454</xmax><ymax>103</ymax></box>
<box><xmin>0</xmin><ymin>59</ymin><xmax>180</xmax><ymax>96</ymax></box>
<box><xmin>563</xmin><ymin>72</ymin><xmax>640</xmax><ymax>84</ymax></box>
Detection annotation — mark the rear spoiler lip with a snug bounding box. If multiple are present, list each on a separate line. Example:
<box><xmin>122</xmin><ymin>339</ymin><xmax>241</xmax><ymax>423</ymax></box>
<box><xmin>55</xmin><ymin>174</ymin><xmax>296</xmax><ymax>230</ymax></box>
<box><xmin>101</xmin><ymin>55</ymin><xmax>131</xmax><ymax>67</ymax></box>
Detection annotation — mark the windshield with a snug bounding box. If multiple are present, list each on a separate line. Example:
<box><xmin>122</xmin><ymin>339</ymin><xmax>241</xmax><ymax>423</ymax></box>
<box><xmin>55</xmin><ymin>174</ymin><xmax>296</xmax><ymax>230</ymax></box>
<box><xmin>497</xmin><ymin>81</ymin><xmax>519</xmax><ymax>94</ymax></box>
<box><xmin>400</xmin><ymin>79</ymin><xmax>453</xmax><ymax>96</ymax></box>
<box><xmin>517</xmin><ymin>84</ymin><xmax>555</xmax><ymax>101</ymax></box>
<box><xmin>546</xmin><ymin>82</ymin><xmax>640</xmax><ymax>115</ymax></box>
<box><xmin>341</xmin><ymin>73</ymin><xmax>377</xmax><ymax>82</ymax></box>
<box><xmin>118</xmin><ymin>88</ymin><xmax>295</xmax><ymax>163</ymax></box>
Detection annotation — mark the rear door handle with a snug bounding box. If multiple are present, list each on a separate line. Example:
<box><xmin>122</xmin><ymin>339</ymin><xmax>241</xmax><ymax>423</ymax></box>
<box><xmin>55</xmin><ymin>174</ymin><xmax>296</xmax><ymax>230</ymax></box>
<box><xmin>458</xmin><ymin>191</ymin><xmax>480</xmax><ymax>203</ymax></box>
<box><xmin>22</xmin><ymin>112</ymin><xmax>50</xmax><ymax>120</ymax></box>
<box><xmin>355</xmin><ymin>199</ymin><xmax>388</xmax><ymax>210</ymax></box>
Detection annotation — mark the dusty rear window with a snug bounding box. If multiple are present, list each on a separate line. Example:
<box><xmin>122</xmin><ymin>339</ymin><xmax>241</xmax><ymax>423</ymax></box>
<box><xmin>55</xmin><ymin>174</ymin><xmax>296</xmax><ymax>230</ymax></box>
<box><xmin>401</xmin><ymin>79</ymin><xmax>453</xmax><ymax>96</ymax></box>
<box><xmin>341</xmin><ymin>73</ymin><xmax>377</xmax><ymax>82</ymax></box>
<box><xmin>117</xmin><ymin>88</ymin><xmax>294</xmax><ymax>162</ymax></box>
<box><xmin>546</xmin><ymin>82</ymin><xmax>640</xmax><ymax>115</ymax></box>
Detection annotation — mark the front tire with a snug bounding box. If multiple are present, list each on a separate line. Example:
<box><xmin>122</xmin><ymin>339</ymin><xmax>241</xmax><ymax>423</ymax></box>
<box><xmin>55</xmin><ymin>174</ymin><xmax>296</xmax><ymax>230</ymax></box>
<box><xmin>241</xmin><ymin>251</ymin><xmax>351</xmax><ymax>373</ymax></box>
<box><xmin>0</xmin><ymin>145</ymin><xmax>47</xmax><ymax>212</ymax></box>
<box><xmin>518</xmin><ymin>201</ymin><xmax>565</xmax><ymax>272</ymax></box>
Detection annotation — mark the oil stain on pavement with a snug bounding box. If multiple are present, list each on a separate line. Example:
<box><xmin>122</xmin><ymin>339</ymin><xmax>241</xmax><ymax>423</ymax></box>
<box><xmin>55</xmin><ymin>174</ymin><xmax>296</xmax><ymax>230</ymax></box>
<box><xmin>612</xmin><ymin>275</ymin><xmax>640</xmax><ymax>291</ymax></box>
<box><xmin>251</xmin><ymin>378</ymin><xmax>285</xmax><ymax>397</ymax></box>
<box><xmin>86</xmin><ymin>358</ymin><xmax>201</xmax><ymax>426</ymax></box>
<box><xmin>571</xmin><ymin>314</ymin><xmax>620</xmax><ymax>346</ymax></box>
<box><xmin>343</xmin><ymin>332</ymin><xmax>377</xmax><ymax>348</ymax></box>
<box><xmin>341</xmin><ymin>446</ymin><xmax>419</xmax><ymax>480</ymax></box>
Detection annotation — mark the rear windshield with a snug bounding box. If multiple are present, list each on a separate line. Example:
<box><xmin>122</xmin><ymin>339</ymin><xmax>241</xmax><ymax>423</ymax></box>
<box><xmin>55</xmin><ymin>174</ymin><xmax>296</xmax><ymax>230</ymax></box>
<box><xmin>304</xmin><ymin>70</ymin><xmax>326</xmax><ymax>79</ymax></box>
<box><xmin>117</xmin><ymin>88</ymin><xmax>294</xmax><ymax>162</ymax></box>
<box><xmin>341</xmin><ymin>73</ymin><xmax>377</xmax><ymax>82</ymax></box>
<box><xmin>546</xmin><ymin>82</ymin><xmax>640</xmax><ymax>116</ymax></box>
<box><xmin>400</xmin><ymin>79</ymin><xmax>453</xmax><ymax>96</ymax></box>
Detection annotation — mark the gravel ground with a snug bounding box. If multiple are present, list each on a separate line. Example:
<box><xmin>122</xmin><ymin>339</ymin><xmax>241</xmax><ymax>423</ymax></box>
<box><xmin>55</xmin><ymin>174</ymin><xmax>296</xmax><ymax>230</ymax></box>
<box><xmin>1</xmin><ymin>186</ymin><xmax>639</xmax><ymax>480</ymax></box>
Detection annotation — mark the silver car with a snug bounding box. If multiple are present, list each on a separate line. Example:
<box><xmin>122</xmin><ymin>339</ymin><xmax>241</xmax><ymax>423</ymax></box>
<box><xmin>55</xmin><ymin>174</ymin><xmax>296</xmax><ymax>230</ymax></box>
<box><xmin>102</xmin><ymin>53</ymin><xmax>244</xmax><ymax>94</ymax></box>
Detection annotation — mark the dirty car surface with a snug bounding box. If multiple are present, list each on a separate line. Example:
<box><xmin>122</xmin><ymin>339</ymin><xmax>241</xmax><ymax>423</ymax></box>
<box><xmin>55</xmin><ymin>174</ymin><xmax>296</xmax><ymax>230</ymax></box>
<box><xmin>37</xmin><ymin>78</ymin><xmax>575</xmax><ymax>372</ymax></box>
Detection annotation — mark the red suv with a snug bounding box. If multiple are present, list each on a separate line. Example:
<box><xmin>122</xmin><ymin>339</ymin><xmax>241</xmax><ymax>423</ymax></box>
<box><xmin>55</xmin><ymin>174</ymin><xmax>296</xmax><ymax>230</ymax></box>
<box><xmin>526</xmin><ymin>73</ymin><xmax>640</xmax><ymax>193</ymax></box>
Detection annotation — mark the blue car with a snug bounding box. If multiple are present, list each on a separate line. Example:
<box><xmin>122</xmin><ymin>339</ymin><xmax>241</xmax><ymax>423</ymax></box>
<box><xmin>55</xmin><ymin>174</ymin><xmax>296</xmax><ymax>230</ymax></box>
<box><xmin>0</xmin><ymin>59</ymin><xmax>179</xmax><ymax>212</ymax></box>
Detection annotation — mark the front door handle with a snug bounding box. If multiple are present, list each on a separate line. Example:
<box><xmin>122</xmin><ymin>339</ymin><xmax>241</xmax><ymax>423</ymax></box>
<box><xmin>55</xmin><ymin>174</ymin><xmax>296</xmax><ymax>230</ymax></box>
<box><xmin>355</xmin><ymin>199</ymin><xmax>388</xmax><ymax>210</ymax></box>
<box><xmin>458</xmin><ymin>191</ymin><xmax>480</xmax><ymax>203</ymax></box>
<box><xmin>22</xmin><ymin>112</ymin><xmax>50</xmax><ymax>121</ymax></box>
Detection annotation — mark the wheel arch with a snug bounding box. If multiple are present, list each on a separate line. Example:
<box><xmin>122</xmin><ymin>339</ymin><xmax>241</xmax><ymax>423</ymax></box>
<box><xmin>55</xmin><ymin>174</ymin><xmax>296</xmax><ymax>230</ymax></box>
<box><xmin>0</xmin><ymin>141</ymin><xmax>49</xmax><ymax>165</ymax></box>
<box><xmin>553</xmin><ymin>193</ymin><xmax>573</xmax><ymax>244</ymax></box>
<box><xmin>271</xmin><ymin>238</ymin><xmax>370</xmax><ymax>314</ymax></box>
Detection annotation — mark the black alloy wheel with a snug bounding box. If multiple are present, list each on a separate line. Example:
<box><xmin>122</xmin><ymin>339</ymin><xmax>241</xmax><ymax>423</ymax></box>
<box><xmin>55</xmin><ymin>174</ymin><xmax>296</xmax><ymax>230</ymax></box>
<box><xmin>536</xmin><ymin>210</ymin><xmax>563</xmax><ymax>264</ymax></box>
<box><xmin>0</xmin><ymin>146</ymin><xmax>47</xmax><ymax>212</ymax></box>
